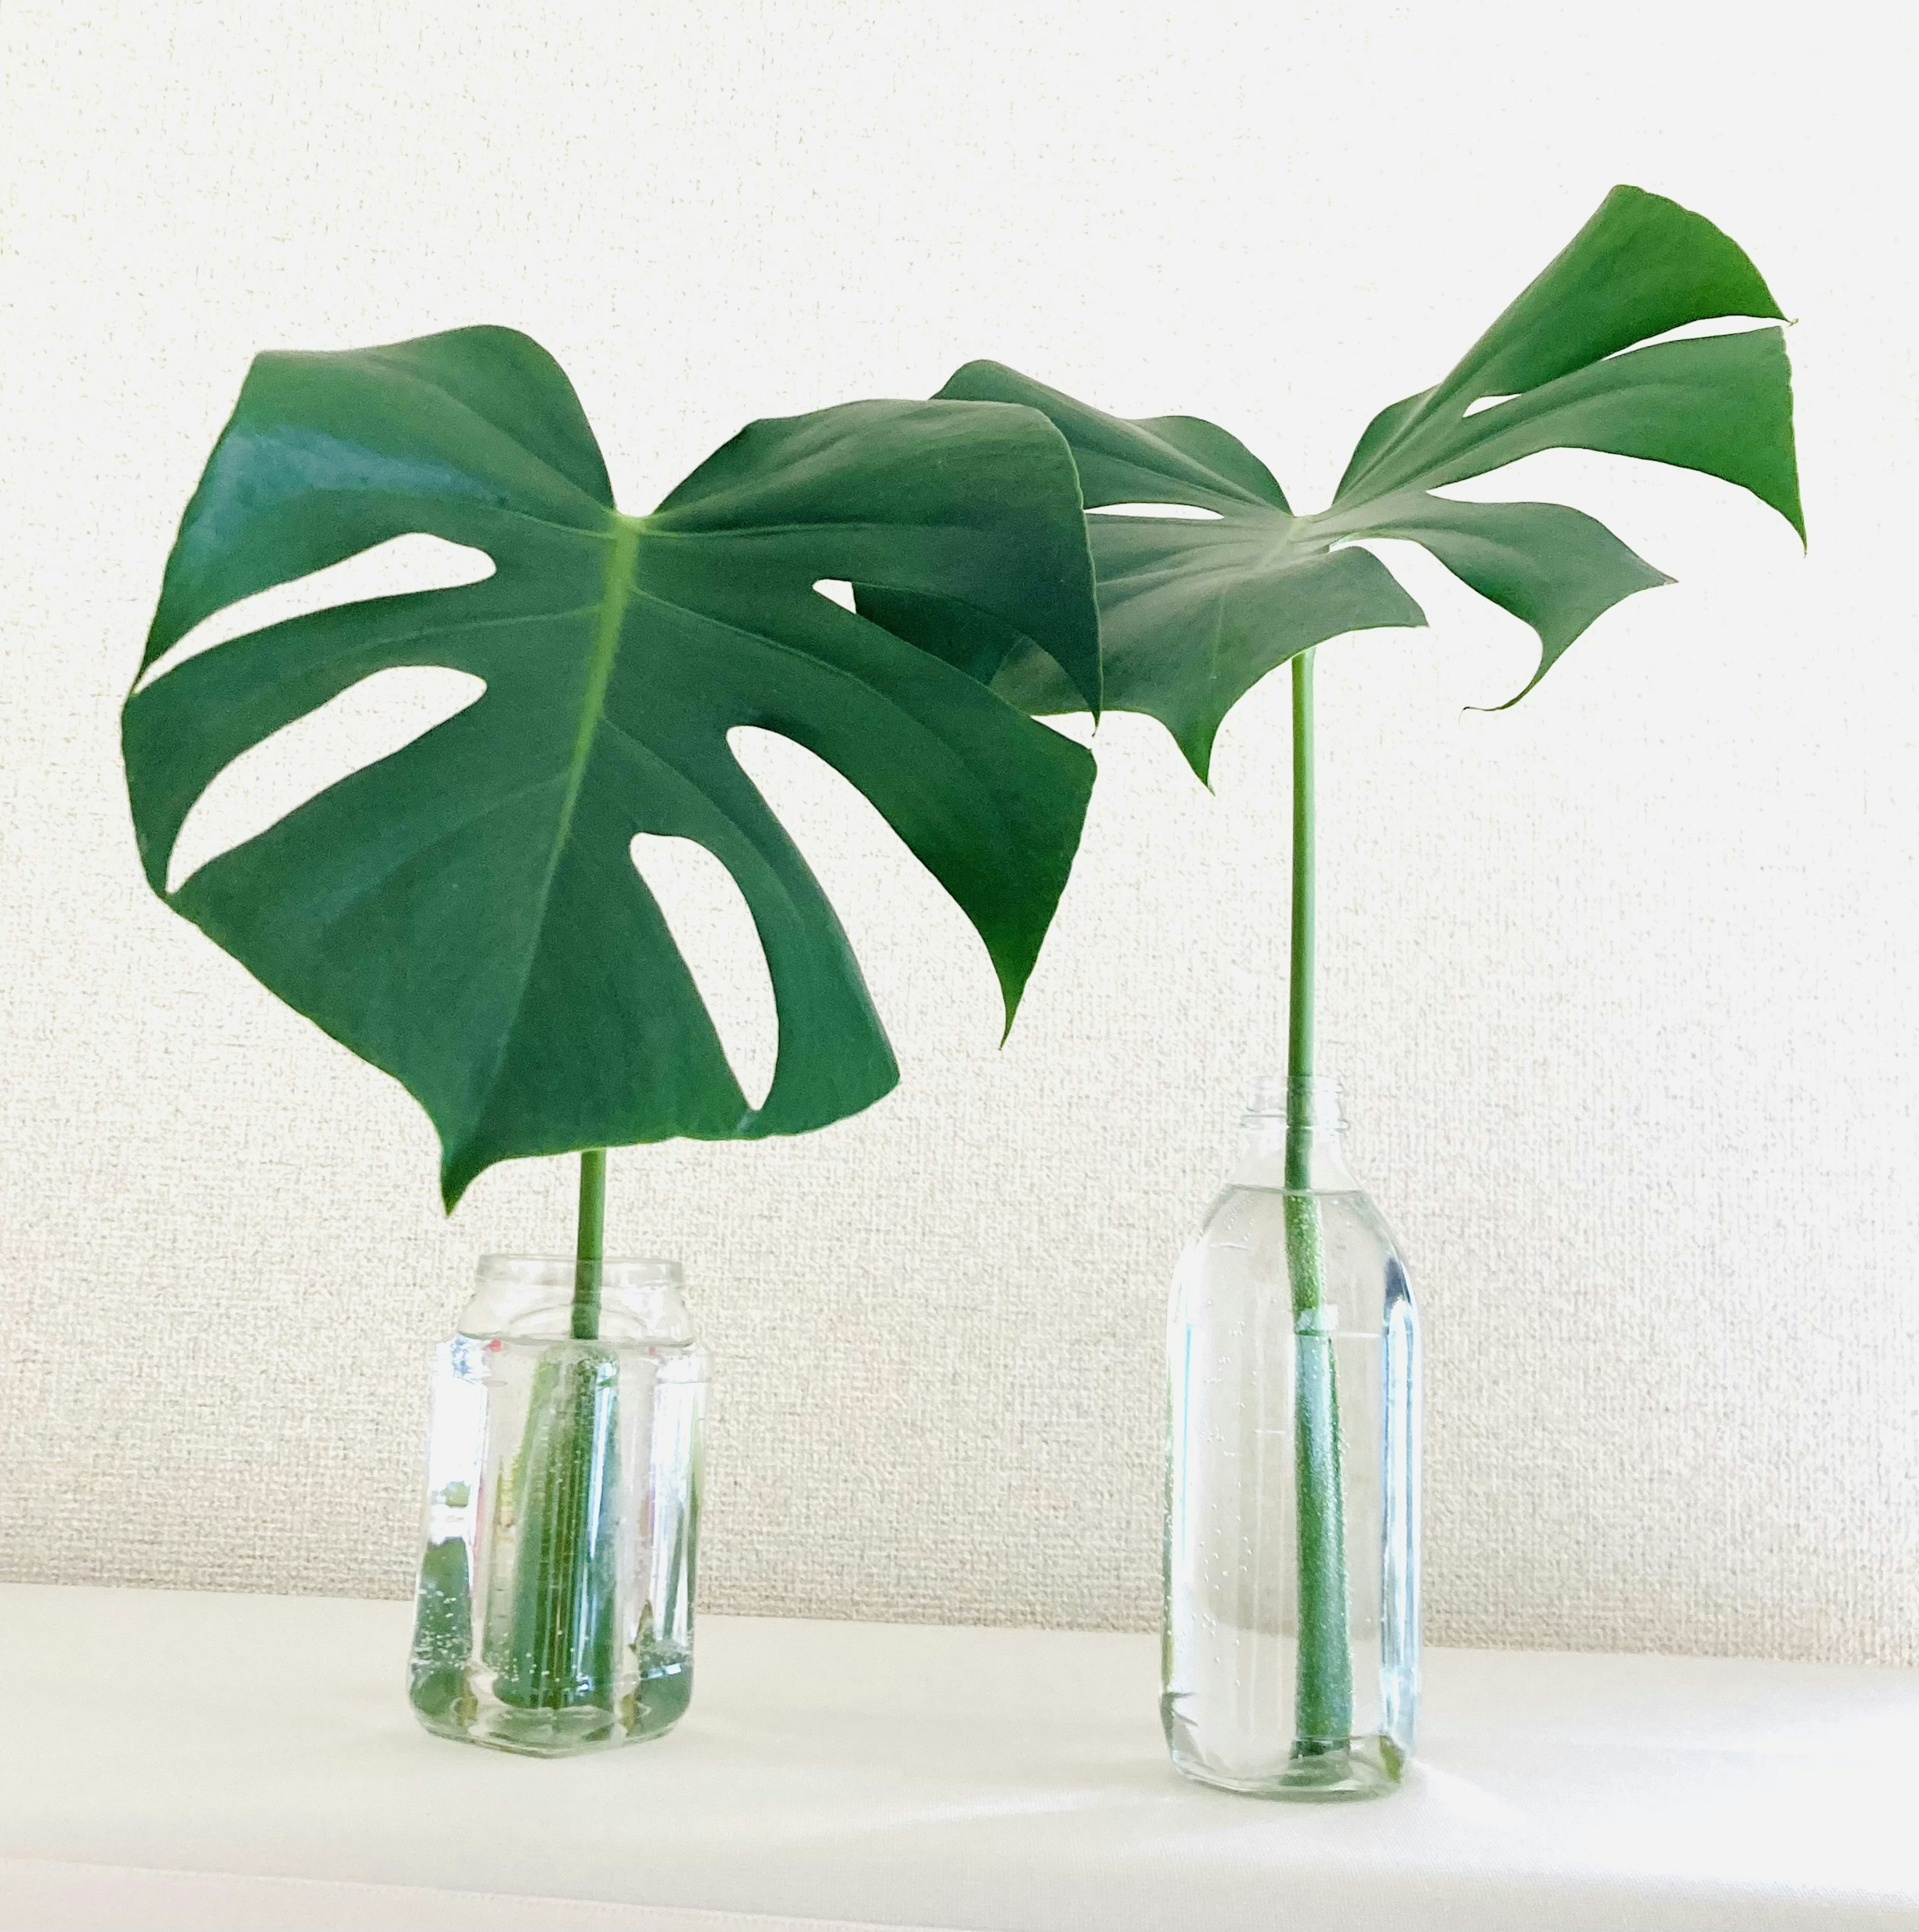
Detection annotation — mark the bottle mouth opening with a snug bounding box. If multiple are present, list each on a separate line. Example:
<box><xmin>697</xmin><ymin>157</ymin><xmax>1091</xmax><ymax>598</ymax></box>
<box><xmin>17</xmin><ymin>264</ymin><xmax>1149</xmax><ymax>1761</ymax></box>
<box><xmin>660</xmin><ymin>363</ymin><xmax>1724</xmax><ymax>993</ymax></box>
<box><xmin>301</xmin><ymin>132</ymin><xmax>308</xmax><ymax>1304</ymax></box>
<box><xmin>1243</xmin><ymin>1074</ymin><xmax>1345</xmax><ymax>1127</ymax></box>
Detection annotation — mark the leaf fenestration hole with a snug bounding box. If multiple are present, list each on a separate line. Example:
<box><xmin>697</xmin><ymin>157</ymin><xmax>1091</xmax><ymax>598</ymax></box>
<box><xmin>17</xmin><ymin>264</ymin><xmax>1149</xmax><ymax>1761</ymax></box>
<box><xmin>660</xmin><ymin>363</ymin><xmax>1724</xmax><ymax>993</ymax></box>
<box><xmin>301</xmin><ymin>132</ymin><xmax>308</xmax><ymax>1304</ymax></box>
<box><xmin>813</xmin><ymin>578</ymin><xmax>858</xmax><ymax>611</ymax></box>
<box><xmin>137</xmin><ymin>534</ymin><xmax>496</xmax><ymax>691</ymax></box>
<box><xmin>629</xmin><ymin>833</ymin><xmax>777</xmax><ymax>1109</ymax></box>
<box><xmin>727</xmin><ymin>724</ymin><xmax>1001</xmax><ymax>1054</ymax></box>
<box><xmin>1086</xmin><ymin>502</ymin><xmax>1223</xmax><ymax>519</ymax></box>
<box><xmin>167</xmin><ymin>666</ymin><xmax>487</xmax><ymax>894</ymax></box>
<box><xmin>1602</xmin><ymin>315</ymin><xmax>1782</xmax><ymax>357</ymax></box>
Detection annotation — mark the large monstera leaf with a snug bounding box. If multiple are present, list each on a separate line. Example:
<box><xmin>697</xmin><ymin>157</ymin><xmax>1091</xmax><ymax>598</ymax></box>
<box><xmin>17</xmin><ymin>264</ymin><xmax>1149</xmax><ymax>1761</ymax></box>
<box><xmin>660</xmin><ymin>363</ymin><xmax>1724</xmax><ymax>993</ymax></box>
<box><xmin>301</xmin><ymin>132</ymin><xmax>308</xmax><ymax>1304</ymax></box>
<box><xmin>124</xmin><ymin>327</ymin><xmax>1100</xmax><ymax>1205</ymax></box>
<box><xmin>926</xmin><ymin>185</ymin><xmax>1802</xmax><ymax>778</ymax></box>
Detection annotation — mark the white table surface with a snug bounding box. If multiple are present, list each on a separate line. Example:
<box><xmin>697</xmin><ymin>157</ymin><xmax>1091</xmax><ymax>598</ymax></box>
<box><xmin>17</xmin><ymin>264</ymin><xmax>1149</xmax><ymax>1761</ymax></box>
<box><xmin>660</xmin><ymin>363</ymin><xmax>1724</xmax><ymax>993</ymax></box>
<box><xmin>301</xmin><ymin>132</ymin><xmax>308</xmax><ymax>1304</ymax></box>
<box><xmin>1</xmin><ymin>1583</ymin><xmax>1915</xmax><ymax>1932</ymax></box>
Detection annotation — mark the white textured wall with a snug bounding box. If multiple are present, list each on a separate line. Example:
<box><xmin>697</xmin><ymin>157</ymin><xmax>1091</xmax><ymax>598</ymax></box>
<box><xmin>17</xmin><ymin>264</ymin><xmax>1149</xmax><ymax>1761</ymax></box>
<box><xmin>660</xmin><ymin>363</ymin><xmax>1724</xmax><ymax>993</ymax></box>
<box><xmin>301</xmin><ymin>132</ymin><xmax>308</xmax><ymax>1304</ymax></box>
<box><xmin>3</xmin><ymin>0</ymin><xmax>1915</xmax><ymax>1663</ymax></box>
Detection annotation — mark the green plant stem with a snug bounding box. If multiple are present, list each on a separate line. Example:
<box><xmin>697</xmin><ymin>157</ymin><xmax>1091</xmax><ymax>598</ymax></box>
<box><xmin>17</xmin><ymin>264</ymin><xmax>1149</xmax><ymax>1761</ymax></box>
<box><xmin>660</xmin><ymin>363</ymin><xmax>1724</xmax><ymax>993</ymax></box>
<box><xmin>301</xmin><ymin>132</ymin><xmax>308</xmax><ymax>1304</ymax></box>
<box><xmin>574</xmin><ymin>1148</ymin><xmax>606</xmax><ymax>1341</ymax></box>
<box><xmin>490</xmin><ymin>1146</ymin><xmax>620</xmax><ymax>1719</ymax></box>
<box><xmin>494</xmin><ymin>1346</ymin><xmax>621</xmax><ymax>1713</ymax></box>
<box><xmin>1287</xmin><ymin>653</ymin><xmax>1317</xmax><ymax>1087</ymax></box>
<box><xmin>1286</xmin><ymin>648</ymin><xmax>1352</xmax><ymax>1755</ymax></box>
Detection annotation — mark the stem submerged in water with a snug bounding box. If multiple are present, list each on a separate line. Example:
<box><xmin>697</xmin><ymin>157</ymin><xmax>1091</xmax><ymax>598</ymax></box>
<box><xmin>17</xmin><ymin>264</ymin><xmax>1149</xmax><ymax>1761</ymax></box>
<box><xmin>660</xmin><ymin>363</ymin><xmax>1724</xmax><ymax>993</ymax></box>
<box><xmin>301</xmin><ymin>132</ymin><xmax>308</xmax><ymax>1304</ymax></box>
<box><xmin>1286</xmin><ymin>648</ymin><xmax>1353</xmax><ymax>1755</ymax></box>
<box><xmin>493</xmin><ymin>1344</ymin><xmax>621</xmax><ymax>1713</ymax></box>
<box><xmin>494</xmin><ymin>1146</ymin><xmax>621</xmax><ymax>1720</ymax></box>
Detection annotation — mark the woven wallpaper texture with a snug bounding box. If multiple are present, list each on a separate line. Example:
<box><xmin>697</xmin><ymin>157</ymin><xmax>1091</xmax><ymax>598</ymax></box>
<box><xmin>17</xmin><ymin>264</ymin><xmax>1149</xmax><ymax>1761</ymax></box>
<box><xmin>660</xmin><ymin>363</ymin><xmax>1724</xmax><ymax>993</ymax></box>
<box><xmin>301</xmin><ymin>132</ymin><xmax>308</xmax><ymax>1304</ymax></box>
<box><xmin>4</xmin><ymin>0</ymin><xmax>1916</xmax><ymax>1664</ymax></box>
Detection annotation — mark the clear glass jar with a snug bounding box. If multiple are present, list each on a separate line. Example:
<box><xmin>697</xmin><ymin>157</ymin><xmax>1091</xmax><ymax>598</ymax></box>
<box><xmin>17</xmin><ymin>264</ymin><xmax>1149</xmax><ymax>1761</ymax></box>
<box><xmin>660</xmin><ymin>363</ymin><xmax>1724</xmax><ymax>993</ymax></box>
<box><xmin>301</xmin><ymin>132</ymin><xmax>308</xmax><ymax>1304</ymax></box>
<box><xmin>408</xmin><ymin>1257</ymin><xmax>708</xmax><ymax>1757</ymax></box>
<box><xmin>1163</xmin><ymin>1076</ymin><xmax>1420</xmax><ymax>1800</ymax></box>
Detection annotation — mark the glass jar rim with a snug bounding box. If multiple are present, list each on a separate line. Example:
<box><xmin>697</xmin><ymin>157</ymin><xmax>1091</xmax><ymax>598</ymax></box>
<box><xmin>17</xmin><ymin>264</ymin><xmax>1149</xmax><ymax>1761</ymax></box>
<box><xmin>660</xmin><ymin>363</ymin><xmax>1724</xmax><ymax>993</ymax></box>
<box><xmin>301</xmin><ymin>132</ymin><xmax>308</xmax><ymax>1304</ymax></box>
<box><xmin>476</xmin><ymin>1254</ymin><xmax>684</xmax><ymax>1285</ymax></box>
<box><xmin>461</xmin><ymin>1254</ymin><xmax>697</xmax><ymax>1345</ymax></box>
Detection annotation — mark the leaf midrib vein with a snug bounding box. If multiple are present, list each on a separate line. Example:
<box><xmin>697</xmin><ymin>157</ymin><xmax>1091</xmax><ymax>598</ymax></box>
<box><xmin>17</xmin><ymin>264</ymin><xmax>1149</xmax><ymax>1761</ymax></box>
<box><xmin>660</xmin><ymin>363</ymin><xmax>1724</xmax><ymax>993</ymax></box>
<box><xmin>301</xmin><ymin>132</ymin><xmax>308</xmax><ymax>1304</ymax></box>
<box><xmin>461</xmin><ymin>514</ymin><xmax>643</xmax><ymax>1150</ymax></box>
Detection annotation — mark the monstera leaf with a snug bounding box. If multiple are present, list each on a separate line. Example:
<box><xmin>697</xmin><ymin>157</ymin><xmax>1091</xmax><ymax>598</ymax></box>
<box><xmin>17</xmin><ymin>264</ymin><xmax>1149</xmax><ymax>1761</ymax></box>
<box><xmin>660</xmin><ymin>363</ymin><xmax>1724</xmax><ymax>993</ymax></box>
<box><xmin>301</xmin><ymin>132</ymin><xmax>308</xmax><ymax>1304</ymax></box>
<box><xmin>124</xmin><ymin>328</ymin><xmax>1099</xmax><ymax>1204</ymax></box>
<box><xmin>923</xmin><ymin>185</ymin><xmax>1801</xmax><ymax>778</ymax></box>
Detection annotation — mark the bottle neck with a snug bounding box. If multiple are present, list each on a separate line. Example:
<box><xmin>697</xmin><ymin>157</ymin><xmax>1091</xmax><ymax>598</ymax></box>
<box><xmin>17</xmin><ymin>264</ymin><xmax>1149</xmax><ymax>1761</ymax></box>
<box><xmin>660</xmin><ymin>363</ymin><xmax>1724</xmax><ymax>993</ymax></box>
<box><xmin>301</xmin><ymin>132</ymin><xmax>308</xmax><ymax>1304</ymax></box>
<box><xmin>1235</xmin><ymin>1076</ymin><xmax>1358</xmax><ymax>1193</ymax></box>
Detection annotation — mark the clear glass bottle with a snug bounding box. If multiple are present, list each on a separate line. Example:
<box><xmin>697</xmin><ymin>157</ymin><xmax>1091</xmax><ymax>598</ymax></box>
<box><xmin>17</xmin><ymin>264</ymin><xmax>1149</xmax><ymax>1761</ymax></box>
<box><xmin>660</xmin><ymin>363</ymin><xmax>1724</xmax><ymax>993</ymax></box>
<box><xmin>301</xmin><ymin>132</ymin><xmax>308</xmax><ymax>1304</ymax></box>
<box><xmin>408</xmin><ymin>1257</ymin><xmax>708</xmax><ymax>1757</ymax></box>
<box><xmin>1163</xmin><ymin>1076</ymin><xmax>1419</xmax><ymax>1800</ymax></box>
